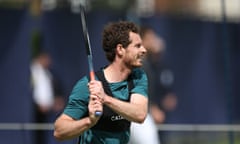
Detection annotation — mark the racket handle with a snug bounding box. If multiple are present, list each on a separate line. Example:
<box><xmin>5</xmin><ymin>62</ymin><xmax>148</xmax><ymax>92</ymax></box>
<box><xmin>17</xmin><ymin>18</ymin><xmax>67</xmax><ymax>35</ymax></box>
<box><xmin>95</xmin><ymin>111</ymin><xmax>102</xmax><ymax>116</ymax></box>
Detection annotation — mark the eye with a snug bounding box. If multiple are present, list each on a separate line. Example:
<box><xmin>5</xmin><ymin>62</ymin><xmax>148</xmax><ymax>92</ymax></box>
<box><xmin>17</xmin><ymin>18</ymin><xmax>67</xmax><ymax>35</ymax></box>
<box><xmin>136</xmin><ymin>44</ymin><xmax>141</xmax><ymax>48</ymax></box>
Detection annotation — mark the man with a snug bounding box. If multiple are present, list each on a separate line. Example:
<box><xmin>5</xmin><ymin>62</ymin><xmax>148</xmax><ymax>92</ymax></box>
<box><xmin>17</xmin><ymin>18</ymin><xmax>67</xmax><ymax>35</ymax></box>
<box><xmin>129</xmin><ymin>26</ymin><xmax>177</xmax><ymax>144</ymax></box>
<box><xmin>54</xmin><ymin>21</ymin><xmax>148</xmax><ymax>144</ymax></box>
<box><xmin>31</xmin><ymin>51</ymin><xmax>66</xmax><ymax>144</ymax></box>
<box><xmin>31</xmin><ymin>31</ymin><xmax>65</xmax><ymax>144</ymax></box>
<box><xmin>141</xmin><ymin>27</ymin><xmax>177</xmax><ymax>123</ymax></box>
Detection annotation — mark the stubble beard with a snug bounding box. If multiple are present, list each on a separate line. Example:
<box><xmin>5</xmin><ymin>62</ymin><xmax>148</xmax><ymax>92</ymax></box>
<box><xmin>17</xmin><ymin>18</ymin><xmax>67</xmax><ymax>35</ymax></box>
<box><xmin>132</xmin><ymin>55</ymin><xmax>144</xmax><ymax>68</ymax></box>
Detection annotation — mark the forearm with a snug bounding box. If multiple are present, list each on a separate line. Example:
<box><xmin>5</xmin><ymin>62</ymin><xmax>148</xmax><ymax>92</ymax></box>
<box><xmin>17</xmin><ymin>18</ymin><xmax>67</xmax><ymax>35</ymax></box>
<box><xmin>54</xmin><ymin>115</ymin><xmax>93</xmax><ymax>141</ymax></box>
<box><xmin>103</xmin><ymin>94</ymin><xmax>148</xmax><ymax>123</ymax></box>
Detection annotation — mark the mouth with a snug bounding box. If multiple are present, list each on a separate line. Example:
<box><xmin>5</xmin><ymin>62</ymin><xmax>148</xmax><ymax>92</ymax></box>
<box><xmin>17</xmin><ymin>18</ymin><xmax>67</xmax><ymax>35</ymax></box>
<box><xmin>138</xmin><ymin>54</ymin><xmax>146</xmax><ymax>61</ymax></box>
<box><xmin>136</xmin><ymin>55</ymin><xmax>145</xmax><ymax>65</ymax></box>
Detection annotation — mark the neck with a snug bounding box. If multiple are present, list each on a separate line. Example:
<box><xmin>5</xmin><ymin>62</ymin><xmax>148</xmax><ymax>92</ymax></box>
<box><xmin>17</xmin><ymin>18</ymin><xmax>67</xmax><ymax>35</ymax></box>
<box><xmin>104</xmin><ymin>62</ymin><xmax>132</xmax><ymax>83</ymax></box>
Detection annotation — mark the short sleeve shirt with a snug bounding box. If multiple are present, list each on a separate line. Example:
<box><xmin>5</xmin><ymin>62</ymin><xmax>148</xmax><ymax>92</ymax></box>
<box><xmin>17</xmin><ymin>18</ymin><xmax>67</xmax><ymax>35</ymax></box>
<box><xmin>63</xmin><ymin>68</ymin><xmax>148</xmax><ymax>144</ymax></box>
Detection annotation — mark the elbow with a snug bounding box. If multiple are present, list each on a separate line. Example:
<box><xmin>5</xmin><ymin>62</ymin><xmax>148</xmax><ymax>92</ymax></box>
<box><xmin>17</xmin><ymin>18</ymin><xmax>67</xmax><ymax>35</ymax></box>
<box><xmin>54</xmin><ymin>122</ymin><xmax>68</xmax><ymax>141</ymax></box>
<box><xmin>138</xmin><ymin>106</ymin><xmax>148</xmax><ymax>123</ymax></box>
<box><xmin>133</xmin><ymin>105</ymin><xmax>148</xmax><ymax>123</ymax></box>
<box><xmin>139</xmin><ymin>114</ymin><xmax>147</xmax><ymax>124</ymax></box>
<box><xmin>54</xmin><ymin>130</ymin><xmax>65</xmax><ymax>141</ymax></box>
<box><xmin>53</xmin><ymin>122</ymin><xmax>62</xmax><ymax>141</ymax></box>
<box><xmin>135</xmin><ymin>112</ymin><xmax>147</xmax><ymax>124</ymax></box>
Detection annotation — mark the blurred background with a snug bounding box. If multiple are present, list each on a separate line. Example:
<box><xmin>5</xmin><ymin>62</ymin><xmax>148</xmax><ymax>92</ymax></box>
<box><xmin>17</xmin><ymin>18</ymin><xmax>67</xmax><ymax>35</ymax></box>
<box><xmin>0</xmin><ymin>0</ymin><xmax>240</xmax><ymax>144</ymax></box>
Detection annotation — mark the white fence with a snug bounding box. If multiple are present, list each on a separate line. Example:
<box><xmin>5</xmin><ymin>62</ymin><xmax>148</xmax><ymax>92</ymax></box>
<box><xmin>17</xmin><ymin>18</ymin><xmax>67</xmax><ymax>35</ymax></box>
<box><xmin>0</xmin><ymin>123</ymin><xmax>240</xmax><ymax>132</ymax></box>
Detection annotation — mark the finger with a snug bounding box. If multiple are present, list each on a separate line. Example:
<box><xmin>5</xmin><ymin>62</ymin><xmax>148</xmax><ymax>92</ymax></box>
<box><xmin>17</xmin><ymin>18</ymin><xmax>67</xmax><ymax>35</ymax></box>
<box><xmin>90</xmin><ymin>95</ymin><xmax>99</xmax><ymax>101</ymax></box>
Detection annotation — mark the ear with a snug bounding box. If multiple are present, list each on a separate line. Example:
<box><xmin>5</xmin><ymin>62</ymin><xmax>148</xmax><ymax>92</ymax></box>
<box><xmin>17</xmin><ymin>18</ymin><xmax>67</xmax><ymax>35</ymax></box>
<box><xmin>116</xmin><ymin>44</ymin><xmax>124</xmax><ymax>56</ymax></box>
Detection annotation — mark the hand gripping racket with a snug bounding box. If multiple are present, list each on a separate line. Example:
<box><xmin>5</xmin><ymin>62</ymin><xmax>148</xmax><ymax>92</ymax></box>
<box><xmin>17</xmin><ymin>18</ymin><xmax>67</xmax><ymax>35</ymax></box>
<box><xmin>80</xmin><ymin>5</ymin><xmax>102</xmax><ymax>117</ymax></box>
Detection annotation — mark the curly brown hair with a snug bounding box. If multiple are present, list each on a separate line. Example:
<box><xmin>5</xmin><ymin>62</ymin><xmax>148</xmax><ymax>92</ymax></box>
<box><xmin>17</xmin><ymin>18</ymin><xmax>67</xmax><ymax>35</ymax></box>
<box><xmin>102</xmin><ymin>21</ymin><xmax>140</xmax><ymax>62</ymax></box>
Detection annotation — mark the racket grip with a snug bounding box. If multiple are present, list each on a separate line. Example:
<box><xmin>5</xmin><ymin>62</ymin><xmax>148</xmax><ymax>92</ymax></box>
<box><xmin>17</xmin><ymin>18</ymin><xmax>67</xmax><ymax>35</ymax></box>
<box><xmin>95</xmin><ymin>111</ymin><xmax>102</xmax><ymax>116</ymax></box>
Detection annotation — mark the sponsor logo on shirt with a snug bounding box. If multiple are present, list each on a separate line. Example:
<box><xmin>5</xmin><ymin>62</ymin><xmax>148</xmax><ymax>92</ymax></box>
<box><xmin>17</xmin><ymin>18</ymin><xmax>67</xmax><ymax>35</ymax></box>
<box><xmin>111</xmin><ymin>115</ymin><xmax>125</xmax><ymax>121</ymax></box>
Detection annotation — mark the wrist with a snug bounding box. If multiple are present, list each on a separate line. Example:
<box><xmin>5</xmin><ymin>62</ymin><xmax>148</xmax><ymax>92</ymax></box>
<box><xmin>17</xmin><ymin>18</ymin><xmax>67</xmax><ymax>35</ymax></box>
<box><xmin>101</xmin><ymin>93</ymin><xmax>107</xmax><ymax>104</ymax></box>
<box><xmin>102</xmin><ymin>94</ymin><xmax>111</xmax><ymax>105</ymax></box>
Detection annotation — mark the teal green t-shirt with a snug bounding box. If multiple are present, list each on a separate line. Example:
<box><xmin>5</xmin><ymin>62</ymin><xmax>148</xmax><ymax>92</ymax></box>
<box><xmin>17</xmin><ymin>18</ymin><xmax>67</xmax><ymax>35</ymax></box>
<box><xmin>63</xmin><ymin>68</ymin><xmax>148</xmax><ymax>144</ymax></box>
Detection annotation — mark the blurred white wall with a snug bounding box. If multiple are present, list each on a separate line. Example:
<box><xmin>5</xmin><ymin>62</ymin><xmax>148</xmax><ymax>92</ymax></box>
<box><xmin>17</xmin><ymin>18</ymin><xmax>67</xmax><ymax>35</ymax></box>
<box><xmin>196</xmin><ymin>0</ymin><xmax>240</xmax><ymax>22</ymax></box>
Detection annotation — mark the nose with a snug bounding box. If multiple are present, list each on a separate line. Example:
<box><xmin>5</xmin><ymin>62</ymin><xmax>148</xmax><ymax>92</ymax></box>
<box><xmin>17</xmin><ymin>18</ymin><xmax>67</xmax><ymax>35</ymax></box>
<box><xmin>142</xmin><ymin>45</ymin><xmax>147</xmax><ymax>54</ymax></box>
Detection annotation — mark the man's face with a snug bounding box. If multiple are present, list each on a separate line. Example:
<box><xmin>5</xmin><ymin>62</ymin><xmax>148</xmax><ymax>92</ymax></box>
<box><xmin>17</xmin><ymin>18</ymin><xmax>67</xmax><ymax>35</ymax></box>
<box><xmin>40</xmin><ymin>53</ymin><xmax>52</xmax><ymax>68</ymax></box>
<box><xmin>123</xmin><ymin>32</ymin><xmax>147</xmax><ymax>68</ymax></box>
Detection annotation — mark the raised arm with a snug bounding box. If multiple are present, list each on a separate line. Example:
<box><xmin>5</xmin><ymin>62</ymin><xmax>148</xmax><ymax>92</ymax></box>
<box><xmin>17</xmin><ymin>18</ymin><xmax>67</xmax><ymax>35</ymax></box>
<box><xmin>54</xmin><ymin>94</ymin><xmax>102</xmax><ymax>141</ymax></box>
<box><xmin>89</xmin><ymin>80</ymin><xmax>148</xmax><ymax>123</ymax></box>
<box><xmin>104</xmin><ymin>93</ymin><xmax>148</xmax><ymax>123</ymax></box>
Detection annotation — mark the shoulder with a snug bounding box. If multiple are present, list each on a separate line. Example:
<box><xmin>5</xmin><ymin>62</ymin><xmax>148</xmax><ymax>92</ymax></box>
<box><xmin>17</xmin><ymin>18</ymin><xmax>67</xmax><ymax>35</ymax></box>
<box><xmin>130</xmin><ymin>68</ymin><xmax>148</xmax><ymax>97</ymax></box>
<box><xmin>71</xmin><ymin>76</ymin><xmax>89</xmax><ymax>95</ymax></box>
<box><xmin>131</xmin><ymin>68</ymin><xmax>147</xmax><ymax>80</ymax></box>
<box><xmin>130</xmin><ymin>68</ymin><xmax>148</xmax><ymax>86</ymax></box>
<box><xmin>74</xmin><ymin>76</ymin><xmax>89</xmax><ymax>86</ymax></box>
